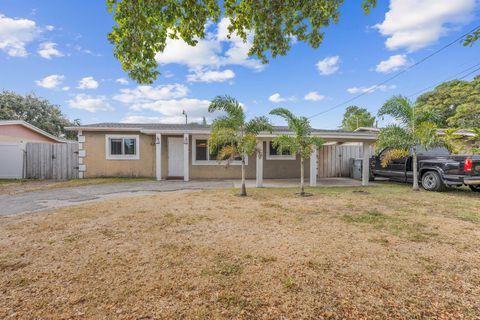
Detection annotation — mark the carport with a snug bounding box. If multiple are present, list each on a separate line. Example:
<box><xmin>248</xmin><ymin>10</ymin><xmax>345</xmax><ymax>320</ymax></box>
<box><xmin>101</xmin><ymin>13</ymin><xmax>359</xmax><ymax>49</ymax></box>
<box><xmin>254</xmin><ymin>129</ymin><xmax>377</xmax><ymax>188</ymax></box>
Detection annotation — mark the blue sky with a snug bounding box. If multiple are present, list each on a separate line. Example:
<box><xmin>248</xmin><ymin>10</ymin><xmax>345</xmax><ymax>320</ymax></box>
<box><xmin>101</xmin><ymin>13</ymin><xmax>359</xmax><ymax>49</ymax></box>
<box><xmin>0</xmin><ymin>0</ymin><xmax>479</xmax><ymax>129</ymax></box>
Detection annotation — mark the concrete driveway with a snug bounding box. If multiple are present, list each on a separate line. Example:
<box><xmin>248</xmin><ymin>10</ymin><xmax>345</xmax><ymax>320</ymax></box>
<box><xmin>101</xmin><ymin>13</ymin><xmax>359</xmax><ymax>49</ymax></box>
<box><xmin>0</xmin><ymin>180</ymin><xmax>233</xmax><ymax>216</ymax></box>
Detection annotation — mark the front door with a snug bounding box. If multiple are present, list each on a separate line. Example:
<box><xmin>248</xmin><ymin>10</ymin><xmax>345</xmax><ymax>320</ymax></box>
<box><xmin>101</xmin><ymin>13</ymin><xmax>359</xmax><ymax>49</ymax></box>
<box><xmin>168</xmin><ymin>137</ymin><xmax>184</xmax><ymax>177</ymax></box>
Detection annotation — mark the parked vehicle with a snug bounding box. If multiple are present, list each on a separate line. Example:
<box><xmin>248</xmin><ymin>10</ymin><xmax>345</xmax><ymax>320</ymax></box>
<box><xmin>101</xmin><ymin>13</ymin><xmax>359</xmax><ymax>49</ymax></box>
<box><xmin>370</xmin><ymin>147</ymin><xmax>480</xmax><ymax>192</ymax></box>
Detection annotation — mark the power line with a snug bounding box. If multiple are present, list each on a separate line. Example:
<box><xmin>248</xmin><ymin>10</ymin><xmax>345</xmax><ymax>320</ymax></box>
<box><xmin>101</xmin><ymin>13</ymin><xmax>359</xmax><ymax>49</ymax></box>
<box><xmin>407</xmin><ymin>62</ymin><xmax>480</xmax><ymax>98</ymax></box>
<box><xmin>307</xmin><ymin>24</ymin><xmax>480</xmax><ymax>119</ymax></box>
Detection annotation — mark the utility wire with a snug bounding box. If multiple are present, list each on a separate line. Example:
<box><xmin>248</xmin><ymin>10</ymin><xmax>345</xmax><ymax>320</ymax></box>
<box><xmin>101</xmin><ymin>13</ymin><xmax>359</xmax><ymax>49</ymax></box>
<box><xmin>407</xmin><ymin>63</ymin><xmax>480</xmax><ymax>98</ymax></box>
<box><xmin>307</xmin><ymin>24</ymin><xmax>480</xmax><ymax>119</ymax></box>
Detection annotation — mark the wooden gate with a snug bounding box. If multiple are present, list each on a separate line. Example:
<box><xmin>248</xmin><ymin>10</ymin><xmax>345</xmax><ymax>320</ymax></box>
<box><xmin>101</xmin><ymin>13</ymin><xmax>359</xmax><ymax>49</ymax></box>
<box><xmin>317</xmin><ymin>144</ymin><xmax>373</xmax><ymax>178</ymax></box>
<box><xmin>26</xmin><ymin>143</ymin><xmax>79</xmax><ymax>179</ymax></box>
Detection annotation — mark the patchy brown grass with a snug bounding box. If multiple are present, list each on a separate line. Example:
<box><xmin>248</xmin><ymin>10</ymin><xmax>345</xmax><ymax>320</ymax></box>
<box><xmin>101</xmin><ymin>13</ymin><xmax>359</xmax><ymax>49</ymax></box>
<box><xmin>1</xmin><ymin>184</ymin><xmax>479</xmax><ymax>319</ymax></box>
<box><xmin>0</xmin><ymin>178</ymin><xmax>151</xmax><ymax>195</ymax></box>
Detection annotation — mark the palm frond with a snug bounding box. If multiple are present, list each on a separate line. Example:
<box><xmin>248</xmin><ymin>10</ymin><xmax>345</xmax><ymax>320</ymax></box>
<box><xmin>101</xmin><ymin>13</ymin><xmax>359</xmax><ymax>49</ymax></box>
<box><xmin>269</xmin><ymin>108</ymin><xmax>295</xmax><ymax>123</ymax></box>
<box><xmin>415</xmin><ymin>121</ymin><xmax>445</xmax><ymax>150</ymax></box>
<box><xmin>378</xmin><ymin>95</ymin><xmax>413</xmax><ymax>127</ymax></box>
<box><xmin>376</xmin><ymin>124</ymin><xmax>413</xmax><ymax>150</ymax></box>
<box><xmin>217</xmin><ymin>144</ymin><xmax>238</xmax><ymax>162</ymax></box>
<box><xmin>208</xmin><ymin>95</ymin><xmax>245</xmax><ymax>128</ymax></box>
<box><xmin>380</xmin><ymin>148</ymin><xmax>409</xmax><ymax>168</ymax></box>
<box><xmin>245</xmin><ymin>116</ymin><xmax>273</xmax><ymax>135</ymax></box>
<box><xmin>271</xmin><ymin>135</ymin><xmax>299</xmax><ymax>156</ymax></box>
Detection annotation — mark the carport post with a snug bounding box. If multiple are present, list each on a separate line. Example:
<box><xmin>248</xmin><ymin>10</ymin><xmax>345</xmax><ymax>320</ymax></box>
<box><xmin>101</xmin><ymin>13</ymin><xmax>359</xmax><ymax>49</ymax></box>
<box><xmin>184</xmin><ymin>133</ymin><xmax>189</xmax><ymax>182</ymax></box>
<box><xmin>310</xmin><ymin>146</ymin><xmax>317</xmax><ymax>187</ymax></box>
<box><xmin>256</xmin><ymin>141</ymin><xmax>263</xmax><ymax>187</ymax></box>
<box><xmin>155</xmin><ymin>133</ymin><xmax>162</xmax><ymax>181</ymax></box>
<box><xmin>362</xmin><ymin>142</ymin><xmax>371</xmax><ymax>186</ymax></box>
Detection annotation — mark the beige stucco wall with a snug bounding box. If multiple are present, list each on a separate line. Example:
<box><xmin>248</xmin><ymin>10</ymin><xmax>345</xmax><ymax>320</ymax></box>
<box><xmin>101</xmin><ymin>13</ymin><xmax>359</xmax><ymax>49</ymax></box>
<box><xmin>83</xmin><ymin>131</ymin><xmax>155</xmax><ymax>178</ymax></box>
<box><xmin>82</xmin><ymin>132</ymin><xmax>312</xmax><ymax>180</ymax></box>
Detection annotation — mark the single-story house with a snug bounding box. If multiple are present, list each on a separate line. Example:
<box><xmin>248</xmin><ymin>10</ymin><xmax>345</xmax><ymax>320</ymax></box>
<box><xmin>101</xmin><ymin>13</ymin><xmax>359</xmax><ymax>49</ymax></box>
<box><xmin>0</xmin><ymin>120</ymin><xmax>66</xmax><ymax>144</ymax></box>
<box><xmin>0</xmin><ymin>120</ymin><xmax>66</xmax><ymax>179</ymax></box>
<box><xmin>66</xmin><ymin>123</ymin><xmax>378</xmax><ymax>186</ymax></box>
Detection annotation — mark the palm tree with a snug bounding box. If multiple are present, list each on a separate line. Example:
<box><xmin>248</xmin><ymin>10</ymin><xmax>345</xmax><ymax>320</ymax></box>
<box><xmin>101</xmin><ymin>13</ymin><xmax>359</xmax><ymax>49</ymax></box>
<box><xmin>377</xmin><ymin>95</ymin><xmax>443</xmax><ymax>191</ymax></box>
<box><xmin>208</xmin><ymin>95</ymin><xmax>272</xmax><ymax>196</ymax></box>
<box><xmin>269</xmin><ymin>108</ymin><xmax>324</xmax><ymax>196</ymax></box>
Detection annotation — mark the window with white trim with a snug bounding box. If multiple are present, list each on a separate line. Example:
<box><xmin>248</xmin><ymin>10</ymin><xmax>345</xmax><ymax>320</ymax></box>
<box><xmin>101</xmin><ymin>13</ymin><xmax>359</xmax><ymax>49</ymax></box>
<box><xmin>192</xmin><ymin>136</ymin><xmax>246</xmax><ymax>165</ymax></box>
<box><xmin>105</xmin><ymin>135</ymin><xmax>140</xmax><ymax>160</ymax></box>
<box><xmin>266</xmin><ymin>141</ymin><xmax>296</xmax><ymax>160</ymax></box>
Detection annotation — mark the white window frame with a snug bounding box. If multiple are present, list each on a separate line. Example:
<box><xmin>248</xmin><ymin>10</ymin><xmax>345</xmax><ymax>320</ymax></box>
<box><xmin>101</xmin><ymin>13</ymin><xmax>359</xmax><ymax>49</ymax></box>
<box><xmin>105</xmin><ymin>134</ymin><xmax>140</xmax><ymax>160</ymax></box>
<box><xmin>266</xmin><ymin>141</ymin><xmax>296</xmax><ymax>160</ymax></box>
<box><xmin>192</xmin><ymin>135</ymin><xmax>247</xmax><ymax>166</ymax></box>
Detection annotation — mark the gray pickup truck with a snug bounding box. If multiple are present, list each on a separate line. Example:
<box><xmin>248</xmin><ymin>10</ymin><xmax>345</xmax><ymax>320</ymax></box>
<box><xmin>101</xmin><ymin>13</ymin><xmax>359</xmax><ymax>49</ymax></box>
<box><xmin>370</xmin><ymin>147</ymin><xmax>480</xmax><ymax>192</ymax></box>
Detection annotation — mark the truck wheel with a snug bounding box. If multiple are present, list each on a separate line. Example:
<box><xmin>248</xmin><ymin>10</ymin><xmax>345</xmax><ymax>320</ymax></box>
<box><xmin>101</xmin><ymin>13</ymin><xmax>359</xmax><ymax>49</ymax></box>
<box><xmin>421</xmin><ymin>171</ymin><xmax>446</xmax><ymax>192</ymax></box>
<box><xmin>469</xmin><ymin>185</ymin><xmax>480</xmax><ymax>192</ymax></box>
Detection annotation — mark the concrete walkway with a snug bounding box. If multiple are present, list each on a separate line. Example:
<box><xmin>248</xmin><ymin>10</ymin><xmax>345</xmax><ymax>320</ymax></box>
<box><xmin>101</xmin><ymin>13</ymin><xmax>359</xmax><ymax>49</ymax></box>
<box><xmin>0</xmin><ymin>180</ymin><xmax>233</xmax><ymax>216</ymax></box>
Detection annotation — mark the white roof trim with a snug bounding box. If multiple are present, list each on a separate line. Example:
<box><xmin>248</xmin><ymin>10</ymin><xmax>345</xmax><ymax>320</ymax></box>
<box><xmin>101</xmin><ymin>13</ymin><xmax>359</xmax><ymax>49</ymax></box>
<box><xmin>0</xmin><ymin>120</ymin><xmax>66</xmax><ymax>143</ymax></box>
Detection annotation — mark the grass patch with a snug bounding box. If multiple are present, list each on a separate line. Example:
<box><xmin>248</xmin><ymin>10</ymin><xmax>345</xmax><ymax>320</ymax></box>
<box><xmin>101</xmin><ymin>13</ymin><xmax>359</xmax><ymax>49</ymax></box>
<box><xmin>341</xmin><ymin>209</ymin><xmax>437</xmax><ymax>241</ymax></box>
<box><xmin>203</xmin><ymin>254</ymin><xmax>243</xmax><ymax>277</ymax></box>
<box><xmin>457</xmin><ymin>211</ymin><xmax>480</xmax><ymax>224</ymax></box>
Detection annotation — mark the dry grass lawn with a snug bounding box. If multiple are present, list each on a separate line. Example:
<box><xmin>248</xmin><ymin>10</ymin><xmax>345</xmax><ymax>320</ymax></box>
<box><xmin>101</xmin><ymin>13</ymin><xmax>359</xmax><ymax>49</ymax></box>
<box><xmin>1</xmin><ymin>183</ymin><xmax>479</xmax><ymax>319</ymax></box>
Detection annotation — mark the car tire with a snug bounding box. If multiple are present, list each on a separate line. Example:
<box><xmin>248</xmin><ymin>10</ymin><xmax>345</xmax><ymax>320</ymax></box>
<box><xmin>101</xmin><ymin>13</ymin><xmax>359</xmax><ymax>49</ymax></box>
<box><xmin>469</xmin><ymin>185</ymin><xmax>480</xmax><ymax>192</ymax></box>
<box><xmin>421</xmin><ymin>171</ymin><xmax>446</xmax><ymax>192</ymax></box>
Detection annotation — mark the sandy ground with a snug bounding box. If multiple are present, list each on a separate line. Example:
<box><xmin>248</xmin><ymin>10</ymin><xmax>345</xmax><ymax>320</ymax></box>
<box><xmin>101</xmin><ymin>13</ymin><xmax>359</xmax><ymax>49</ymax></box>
<box><xmin>0</xmin><ymin>184</ymin><xmax>479</xmax><ymax>319</ymax></box>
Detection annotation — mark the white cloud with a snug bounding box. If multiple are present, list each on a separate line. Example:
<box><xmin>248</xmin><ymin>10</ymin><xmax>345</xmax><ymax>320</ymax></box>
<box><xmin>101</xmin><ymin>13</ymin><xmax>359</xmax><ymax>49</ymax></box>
<box><xmin>268</xmin><ymin>93</ymin><xmax>285</xmax><ymax>103</ymax></box>
<box><xmin>316</xmin><ymin>56</ymin><xmax>340</xmax><ymax>75</ymax></box>
<box><xmin>113</xmin><ymin>84</ymin><xmax>189</xmax><ymax>104</ymax></box>
<box><xmin>77</xmin><ymin>76</ymin><xmax>99</xmax><ymax>89</ymax></box>
<box><xmin>155</xmin><ymin>18</ymin><xmax>263</xmax><ymax>72</ymax></box>
<box><xmin>128</xmin><ymin>98</ymin><xmax>211</xmax><ymax>123</ymax></box>
<box><xmin>115</xmin><ymin>78</ymin><xmax>129</xmax><ymax>85</ymax></box>
<box><xmin>187</xmin><ymin>69</ymin><xmax>235</xmax><ymax>83</ymax></box>
<box><xmin>375</xmin><ymin>0</ymin><xmax>476</xmax><ymax>51</ymax></box>
<box><xmin>35</xmin><ymin>74</ymin><xmax>64</xmax><ymax>89</ymax></box>
<box><xmin>37</xmin><ymin>41</ymin><xmax>63</xmax><ymax>59</ymax></box>
<box><xmin>268</xmin><ymin>93</ymin><xmax>296</xmax><ymax>103</ymax></box>
<box><xmin>62</xmin><ymin>86</ymin><xmax>70</xmax><ymax>91</ymax></box>
<box><xmin>375</xmin><ymin>54</ymin><xmax>407</xmax><ymax>73</ymax></box>
<box><xmin>67</xmin><ymin>94</ymin><xmax>113</xmax><ymax>113</ymax></box>
<box><xmin>304</xmin><ymin>91</ymin><xmax>325</xmax><ymax>102</ymax></box>
<box><xmin>347</xmin><ymin>84</ymin><xmax>397</xmax><ymax>94</ymax></box>
<box><xmin>45</xmin><ymin>25</ymin><xmax>54</xmax><ymax>31</ymax></box>
<box><xmin>0</xmin><ymin>14</ymin><xmax>39</xmax><ymax>57</ymax></box>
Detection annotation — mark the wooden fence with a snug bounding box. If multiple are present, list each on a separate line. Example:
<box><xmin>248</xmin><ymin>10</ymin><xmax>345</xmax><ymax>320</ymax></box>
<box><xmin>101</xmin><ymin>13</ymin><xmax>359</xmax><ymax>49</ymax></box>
<box><xmin>26</xmin><ymin>143</ymin><xmax>79</xmax><ymax>180</ymax></box>
<box><xmin>317</xmin><ymin>144</ymin><xmax>373</xmax><ymax>178</ymax></box>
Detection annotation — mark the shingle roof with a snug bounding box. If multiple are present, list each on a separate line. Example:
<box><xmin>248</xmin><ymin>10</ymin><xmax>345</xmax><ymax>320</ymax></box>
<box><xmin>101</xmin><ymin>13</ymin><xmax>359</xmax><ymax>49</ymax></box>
<box><xmin>68</xmin><ymin>122</ymin><xmax>349</xmax><ymax>133</ymax></box>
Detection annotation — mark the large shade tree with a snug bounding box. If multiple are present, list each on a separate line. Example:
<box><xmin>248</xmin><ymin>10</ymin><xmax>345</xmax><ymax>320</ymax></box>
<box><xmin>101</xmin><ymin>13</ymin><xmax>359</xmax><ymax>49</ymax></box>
<box><xmin>269</xmin><ymin>108</ymin><xmax>324</xmax><ymax>196</ymax></box>
<box><xmin>208</xmin><ymin>95</ymin><xmax>272</xmax><ymax>196</ymax></box>
<box><xmin>0</xmin><ymin>91</ymin><xmax>79</xmax><ymax>140</ymax></box>
<box><xmin>106</xmin><ymin>0</ymin><xmax>377</xmax><ymax>84</ymax></box>
<box><xmin>341</xmin><ymin>105</ymin><xmax>375</xmax><ymax>131</ymax></box>
<box><xmin>377</xmin><ymin>96</ymin><xmax>444</xmax><ymax>191</ymax></box>
<box><xmin>416</xmin><ymin>76</ymin><xmax>480</xmax><ymax>128</ymax></box>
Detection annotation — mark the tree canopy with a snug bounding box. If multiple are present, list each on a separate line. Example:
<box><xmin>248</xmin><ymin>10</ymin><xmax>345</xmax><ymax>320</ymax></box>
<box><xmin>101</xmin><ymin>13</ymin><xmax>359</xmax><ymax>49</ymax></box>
<box><xmin>0</xmin><ymin>91</ymin><xmax>79</xmax><ymax>140</ymax></box>
<box><xmin>107</xmin><ymin>0</ymin><xmax>377</xmax><ymax>84</ymax></box>
<box><xmin>340</xmin><ymin>105</ymin><xmax>375</xmax><ymax>131</ymax></box>
<box><xmin>416</xmin><ymin>76</ymin><xmax>480</xmax><ymax>128</ymax></box>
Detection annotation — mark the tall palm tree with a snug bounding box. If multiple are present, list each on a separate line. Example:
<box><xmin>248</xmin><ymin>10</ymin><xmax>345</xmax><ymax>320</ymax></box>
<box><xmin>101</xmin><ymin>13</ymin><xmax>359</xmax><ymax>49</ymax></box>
<box><xmin>269</xmin><ymin>108</ymin><xmax>324</xmax><ymax>196</ymax></box>
<box><xmin>208</xmin><ymin>95</ymin><xmax>272</xmax><ymax>196</ymax></box>
<box><xmin>377</xmin><ymin>95</ymin><xmax>443</xmax><ymax>191</ymax></box>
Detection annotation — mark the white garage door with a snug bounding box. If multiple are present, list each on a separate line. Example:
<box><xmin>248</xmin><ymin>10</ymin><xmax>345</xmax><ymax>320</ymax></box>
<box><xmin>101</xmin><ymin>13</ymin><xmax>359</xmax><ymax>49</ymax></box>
<box><xmin>0</xmin><ymin>144</ymin><xmax>24</xmax><ymax>179</ymax></box>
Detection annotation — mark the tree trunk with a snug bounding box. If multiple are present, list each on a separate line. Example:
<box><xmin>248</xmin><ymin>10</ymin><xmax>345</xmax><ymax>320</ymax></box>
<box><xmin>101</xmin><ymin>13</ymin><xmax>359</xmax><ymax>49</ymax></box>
<box><xmin>240</xmin><ymin>157</ymin><xmax>247</xmax><ymax>196</ymax></box>
<box><xmin>300</xmin><ymin>156</ymin><xmax>305</xmax><ymax>196</ymax></box>
<box><xmin>412</xmin><ymin>146</ymin><xmax>420</xmax><ymax>191</ymax></box>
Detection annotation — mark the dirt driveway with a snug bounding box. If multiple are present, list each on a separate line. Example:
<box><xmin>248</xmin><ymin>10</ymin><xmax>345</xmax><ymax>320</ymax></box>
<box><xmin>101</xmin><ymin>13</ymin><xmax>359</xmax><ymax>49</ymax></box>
<box><xmin>0</xmin><ymin>180</ymin><xmax>233</xmax><ymax>215</ymax></box>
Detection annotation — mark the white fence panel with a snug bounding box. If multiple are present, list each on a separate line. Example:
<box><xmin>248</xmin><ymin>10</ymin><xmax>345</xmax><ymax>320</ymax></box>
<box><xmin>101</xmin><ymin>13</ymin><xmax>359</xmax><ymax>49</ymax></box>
<box><xmin>0</xmin><ymin>143</ymin><xmax>25</xmax><ymax>179</ymax></box>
